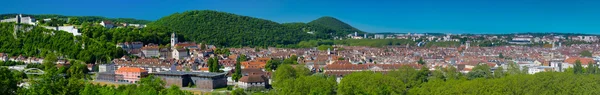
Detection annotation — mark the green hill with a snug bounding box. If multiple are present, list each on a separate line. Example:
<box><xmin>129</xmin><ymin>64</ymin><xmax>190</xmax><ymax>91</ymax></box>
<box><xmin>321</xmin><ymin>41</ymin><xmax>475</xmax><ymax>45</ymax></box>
<box><xmin>308</xmin><ymin>16</ymin><xmax>364</xmax><ymax>35</ymax></box>
<box><xmin>148</xmin><ymin>10</ymin><xmax>318</xmax><ymax>47</ymax></box>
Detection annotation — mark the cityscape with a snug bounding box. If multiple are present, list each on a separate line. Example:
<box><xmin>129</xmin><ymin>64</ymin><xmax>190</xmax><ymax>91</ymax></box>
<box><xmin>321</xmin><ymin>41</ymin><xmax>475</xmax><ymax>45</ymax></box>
<box><xmin>2</xmin><ymin>0</ymin><xmax>600</xmax><ymax>95</ymax></box>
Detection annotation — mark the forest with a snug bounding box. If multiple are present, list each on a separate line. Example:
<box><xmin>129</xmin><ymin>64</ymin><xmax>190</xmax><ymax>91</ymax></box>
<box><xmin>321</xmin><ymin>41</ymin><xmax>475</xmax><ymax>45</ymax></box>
<box><xmin>261</xmin><ymin>60</ymin><xmax>600</xmax><ymax>95</ymax></box>
<box><xmin>148</xmin><ymin>10</ymin><xmax>368</xmax><ymax>47</ymax></box>
<box><xmin>0</xmin><ymin>60</ymin><xmax>194</xmax><ymax>95</ymax></box>
<box><xmin>0</xmin><ymin>23</ymin><xmax>125</xmax><ymax>63</ymax></box>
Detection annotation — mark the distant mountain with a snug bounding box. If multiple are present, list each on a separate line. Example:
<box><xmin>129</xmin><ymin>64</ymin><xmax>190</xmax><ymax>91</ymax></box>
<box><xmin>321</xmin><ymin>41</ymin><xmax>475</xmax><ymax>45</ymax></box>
<box><xmin>308</xmin><ymin>16</ymin><xmax>364</xmax><ymax>35</ymax></box>
<box><xmin>147</xmin><ymin>10</ymin><xmax>318</xmax><ymax>47</ymax></box>
<box><xmin>0</xmin><ymin>14</ymin><xmax>152</xmax><ymax>24</ymax></box>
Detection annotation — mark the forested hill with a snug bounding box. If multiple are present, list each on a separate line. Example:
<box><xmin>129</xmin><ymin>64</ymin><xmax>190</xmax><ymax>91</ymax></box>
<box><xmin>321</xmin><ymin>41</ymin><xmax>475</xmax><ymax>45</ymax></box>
<box><xmin>308</xmin><ymin>16</ymin><xmax>364</xmax><ymax>35</ymax></box>
<box><xmin>0</xmin><ymin>14</ymin><xmax>152</xmax><ymax>24</ymax></box>
<box><xmin>148</xmin><ymin>10</ymin><xmax>319</xmax><ymax>47</ymax></box>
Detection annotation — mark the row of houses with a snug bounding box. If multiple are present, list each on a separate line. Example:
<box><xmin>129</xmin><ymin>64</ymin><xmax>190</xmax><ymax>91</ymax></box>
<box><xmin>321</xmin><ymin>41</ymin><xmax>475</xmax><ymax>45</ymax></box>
<box><xmin>0</xmin><ymin>53</ymin><xmax>44</xmax><ymax>64</ymax></box>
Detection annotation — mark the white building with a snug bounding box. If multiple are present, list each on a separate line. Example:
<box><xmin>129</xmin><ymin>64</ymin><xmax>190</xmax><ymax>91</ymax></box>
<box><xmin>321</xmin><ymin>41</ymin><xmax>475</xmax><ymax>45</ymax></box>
<box><xmin>1</xmin><ymin>14</ymin><xmax>36</xmax><ymax>25</ymax></box>
<box><xmin>172</xmin><ymin>48</ymin><xmax>189</xmax><ymax>60</ymax></box>
<box><xmin>99</xmin><ymin>64</ymin><xmax>115</xmax><ymax>72</ymax></box>
<box><xmin>100</xmin><ymin>21</ymin><xmax>114</xmax><ymax>28</ymax></box>
<box><xmin>374</xmin><ymin>34</ymin><xmax>385</xmax><ymax>39</ymax></box>
<box><xmin>142</xmin><ymin>46</ymin><xmax>160</xmax><ymax>58</ymax></box>
<box><xmin>42</xmin><ymin>26</ymin><xmax>81</xmax><ymax>36</ymax></box>
<box><xmin>237</xmin><ymin>74</ymin><xmax>268</xmax><ymax>89</ymax></box>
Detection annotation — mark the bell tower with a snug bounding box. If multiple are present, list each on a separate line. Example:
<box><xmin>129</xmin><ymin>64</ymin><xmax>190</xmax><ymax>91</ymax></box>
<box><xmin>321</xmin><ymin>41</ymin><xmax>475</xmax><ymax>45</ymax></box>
<box><xmin>171</xmin><ymin>32</ymin><xmax>178</xmax><ymax>49</ymax></box>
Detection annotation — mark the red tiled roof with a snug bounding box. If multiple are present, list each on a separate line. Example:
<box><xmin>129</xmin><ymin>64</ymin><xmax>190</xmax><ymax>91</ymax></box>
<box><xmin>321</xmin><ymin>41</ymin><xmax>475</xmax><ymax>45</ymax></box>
<box><xmin>565</xmin><ymin>57</ymin><xmax>595</xmax><ymax>65</ymax></box>
<box><xmin>239</xmin><ymin>75</ymin><xmax>268</xmax><ymax>83</ymax></box>
<box><xmin>116</xmin><ymin>67</ymin><xmax>147</xmax><ymax>73</ymax></box>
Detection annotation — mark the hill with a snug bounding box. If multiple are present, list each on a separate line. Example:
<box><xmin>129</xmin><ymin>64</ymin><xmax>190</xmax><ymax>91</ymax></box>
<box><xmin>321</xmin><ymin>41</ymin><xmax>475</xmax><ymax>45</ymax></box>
<box><xmin>148</xmin><ymin>10</ymin><xmax>318</xmax><ymax>47</ymax></box>
<box><xmin>0</xmin><ymin>14</ymin><xmax>152</xmax><ymax>24</ymax></box>
<box><xmin>308</xmin><ymin>16</ymin><xmax>364</xmax><ymax>35</ymax></box>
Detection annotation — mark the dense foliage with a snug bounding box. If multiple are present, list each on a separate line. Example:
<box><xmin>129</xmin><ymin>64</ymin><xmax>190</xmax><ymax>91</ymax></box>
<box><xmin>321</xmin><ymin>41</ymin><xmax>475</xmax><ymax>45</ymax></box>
<box><xmin>148</xmin><ymin>10</ymin><xmax>318</xmax><ymax>47</ymax></box>
<box><xmin>261</xmin><ymin>62</ymin><xmax>600</xmax><ymax>95</ymax></box>
<box><xmin>0</xmin><ymin>67</ymin><xmax>24</xmax><ymax>95</ymax></box>
<box><xmin>6</xmin><ymin>63</ymin><xmax>193</xmax><ymax>95</ymax></box>
<box><xmin>0</xmin><ymin>23</ymin><xmax>125</xmax><ymax>63</ymax></box>
<box><xmin>307</xmin><ymin>16</ymin><xmax>364</xmax><ymax>36</ymax></box>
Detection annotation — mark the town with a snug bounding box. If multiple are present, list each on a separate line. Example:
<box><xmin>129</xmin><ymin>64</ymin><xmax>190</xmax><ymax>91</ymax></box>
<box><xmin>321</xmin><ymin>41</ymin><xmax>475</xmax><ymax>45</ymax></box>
<box><xmin>3</xmin><ymin>14</ymin><xmax>600</xmax><ymax>93</ymax></box>
<box><xmin>3</xmin><ymin>0</ymin><xmax>600</xmax><ymax>93</ymax></box>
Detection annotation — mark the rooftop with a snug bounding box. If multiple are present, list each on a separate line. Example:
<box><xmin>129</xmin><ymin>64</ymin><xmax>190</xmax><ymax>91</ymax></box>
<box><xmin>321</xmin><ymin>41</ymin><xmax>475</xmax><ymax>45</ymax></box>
<box><xmin>153</xmin><ymin>71</ymin><xmax>226</xmax><ymax>77</ymax></box>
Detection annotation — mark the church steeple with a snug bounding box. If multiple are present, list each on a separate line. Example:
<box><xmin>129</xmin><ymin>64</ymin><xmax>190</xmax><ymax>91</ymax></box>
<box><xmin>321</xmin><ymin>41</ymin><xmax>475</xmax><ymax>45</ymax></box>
<box><xmin>171</xmin><ymin>32</ymin><xmax>178</xmax><ymax>49</ymax></box>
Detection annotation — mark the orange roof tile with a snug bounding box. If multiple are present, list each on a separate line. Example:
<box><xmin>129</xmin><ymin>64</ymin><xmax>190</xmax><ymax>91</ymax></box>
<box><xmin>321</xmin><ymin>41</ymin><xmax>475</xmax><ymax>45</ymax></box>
<box><xmin>116</xmin><ymin>67</ymin><xmax>148</xmax><ymax>73</ymax></box>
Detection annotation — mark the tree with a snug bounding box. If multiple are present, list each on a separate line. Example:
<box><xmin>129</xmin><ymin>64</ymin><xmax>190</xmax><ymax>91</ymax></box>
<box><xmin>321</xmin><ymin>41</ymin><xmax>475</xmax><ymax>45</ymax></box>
<box><xmin>587</xmin><ymin>62</ymin><xmax>596</xmax><ymax>74</ymax></box>
<box><xmin>208</xmin><ymin>57</ymin><xmax>221</xmax><ymax>72</ymax></box>
<box><xmin>417</xmin><ymin>66</ymin><xmax>430</xmax><ymax>83</ymax></box>
<box><xmin>580</xmin><ymin>50</ymin><xmax>592</xmax><ymax>57</ymax></box>
<box><xmin>338</xmin><ymin>72</ymin><xmax>405</xmax><ymax>95</ymax></box>
<box><xmin>467</xmin><ymin>64</ymin><xmax>492</xmax><ymax>79</ymax></box>
<box><xmin>265</xmin><ymin>59</ymin><xmax>281</xmax><ymax>71</ymax></box>
<box><xmin>80</xmin><ymin>84</ymin><xmax>99</xmax><ymax>95</ymax></box>
<box><xmin>574</xmin><ymin>60</ymin><xmax>584</xmax><ymax>74</ymax></box>
<box><xmin>498</xmin><ymin>53</ymin><xmax>504</xmax><ymax>59</ymax></box>
<box><xmin>231</xmin><ymin>88</ymin><xmax>246</xmax><ymax>95</ymax></box>
<box><xmin>232</xmin><ymin>59</ymin><xmax>242</xmax><ymax>82</ymax></box>
<box><xmin>283</xmin><ymin>58</ymin><xmax>297</xmax><ymax>64</ymax></box>
<box><xmin>494</xmin><ymin>66</ymin><xmax>506</xmax><ymax>78</ymax></box>
<box><xmin>418</xmin><ymin>58</ymin><xmax>426</xmax><ymax>65</ymax></box>
<box><xmin>67</xmin><ymin>62</ymin><xmax>90</xmax><ymax>79</ymax></box>
<box><xmin>160</xmin><ymin>85</ymin><xmax>192</xmax><ymax>95</ymax></box>
<box><xmin>0</xmin><ymin>67</ymin><xmax>22</xmax><ymax>95</ymax></box>
<box><xmin>443</xmin><ymin>66</ymin><xmax>462</xmax><ymax>80</ymax></box>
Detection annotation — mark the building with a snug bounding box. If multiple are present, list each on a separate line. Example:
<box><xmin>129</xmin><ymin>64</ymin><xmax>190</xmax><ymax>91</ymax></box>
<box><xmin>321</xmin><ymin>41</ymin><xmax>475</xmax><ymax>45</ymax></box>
<box><xmin>113</xmin><ymin>58</ymin><xmax>175</xmax><ymax>73</ymax></box>
<box><xmin>241</xmin><ymin>61</ymin><xmax>266</xmax><ymax>69</ymax></box>
<box><xmin>116</xmin><ymin>42</ymin><xmax>144</xmax><ymax>50</ymax></box>
<box><xmin>509</xmin><ymin>37</ymin><xmax>532</xmax><ymax>44</ymax></box>
<box><xmin>171</xmin><ymin>32</ymin><xmax>178</xmax><ymax>49</ymax></box>
<box><xmin>142</xmin><ymin>45</ymin><xmax>160</xmax><ymax>58</ymax></box>
<box><xmin>564</xmin><ymin>57</ymin><xmax>595</xmax><ymax>68</ymax></box>
<box><xmin>99</xmin><ymin>64</ymin><xmax>115</xmax><ymax>72</ymax></box>
<box><xmin>172</xmin><ymin>48</ymin><xmax>189</xmax><ymax>60</ymax></box>
<box><xmin>1</xmin><ymin>14</ymin><xmax>36</xmax><ymax>25</ymax></box>
<box><xmin>238</xmin><ymin>74</ymin><xmax>269</xmax><ymax>89</ymax></box>
<box><xmin>115</xmin><ymin>67</ymin><xmax>148</xmax><ymax>83</ymax></box>
<box><xmin>374</xmin><ymin>34</ymin><xmax>385</xmax><ymax>39</ymax></box>
<box><xmin>0</xmin><ymin>53</ymin><xmax>7</xmax><ymax>61</ymax></box>
<box><xmin>100</xmin><ymin>21</ymin><xmax>114</xmax><ymax>28</ymax></box>
<box><xmin>153</xmin><ymin>71</ymin><xmax>227</xmax><ymax>90</ymax></box>
<box><xmin>42</xmin><ymin>26</ymin><xmax>81</xmax><ymax>36</ymax></box>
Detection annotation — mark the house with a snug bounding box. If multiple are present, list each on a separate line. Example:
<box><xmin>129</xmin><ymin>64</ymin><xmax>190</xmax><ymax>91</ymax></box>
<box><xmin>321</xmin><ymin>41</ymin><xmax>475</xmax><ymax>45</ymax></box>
<box><xmin>116</xmin><ymin>42</ymin><xmax>144</xmax><ymax>50</ymax></box>
<box><xmin>172</xmin><ymin>48</ymin><xmax>189</xmax><ymax>60</ymax></box>
<box><xmin>153</xmin><ymin>71</ymin><xmax>227</xmax><ymax>90</ymax></box>
<box><xmin>115</xmin><ymin>67</ymin><xmax>148</xmax><ymax>83</ymax></box>
<box><xmin>100</xmin><ymin>21</ymin><xmax>114</xmax><ymax>28</ymax></box>
<box><xmin>113</xmin><ymin>58</ymin><xmax>174</xmax><ymax>73</ymax></box>
<box><xmin>0</xmin><ymin>53</ymin><xmax>8</xmax><ymax>61</ymax></box>
<box><xmin>99</xmin><ymin>64</ymin><xmax>115</xmax><ymax>72</ymax></box>
<box><xmin>564</xmin><ymin>57</ymin><xmax>595</xmax><ymax>68</ymax></box>
<box><xmin>238</xmin><ymin>73</ymin><xmax>269</xmax><ymax>89</ymax></box>
<box><xmin>241</xmin><ymin>61</ymin><xmax>267</xmax><ymax>69</ymax></box>
<box><xmin>141</xmin><ymin>45</ymin><xmax>160</xmax><ymax>58</ymax></box>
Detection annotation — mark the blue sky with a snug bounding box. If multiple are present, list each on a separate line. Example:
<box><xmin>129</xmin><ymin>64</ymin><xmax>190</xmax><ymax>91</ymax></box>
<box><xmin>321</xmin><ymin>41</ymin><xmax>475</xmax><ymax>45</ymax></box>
<box><xmin>2</xmin><ymin>0</ymin><xmax>600</xmax><ymax>34</ymax></box>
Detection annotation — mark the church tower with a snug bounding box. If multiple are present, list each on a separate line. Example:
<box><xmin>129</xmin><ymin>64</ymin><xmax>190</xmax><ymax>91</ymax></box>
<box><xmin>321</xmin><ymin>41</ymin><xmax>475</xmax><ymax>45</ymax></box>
<box><xmin>171</xmin><ymin>32</ymin><xmax>178</xmax><ymax>49</ymax></box>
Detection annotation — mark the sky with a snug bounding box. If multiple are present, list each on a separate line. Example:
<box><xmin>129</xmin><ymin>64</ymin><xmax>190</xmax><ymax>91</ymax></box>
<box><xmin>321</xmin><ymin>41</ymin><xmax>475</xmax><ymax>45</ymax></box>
<box><xmin>2</xmin><ymin>0</ymin><xmax>600</xmax><ymax>34</ymax></box>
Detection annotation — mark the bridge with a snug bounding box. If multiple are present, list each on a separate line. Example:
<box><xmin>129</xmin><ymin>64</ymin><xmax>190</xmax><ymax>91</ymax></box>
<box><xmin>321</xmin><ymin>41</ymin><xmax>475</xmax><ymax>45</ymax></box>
<box><xmin>5</xmin><ymin>65</ymin><xmax>45</xmax><ymax>75</ymax></box>
<box><xmin>22</xmin><ymin>68</ymin><xmax>45</xmax><ymax>75</ymax></box>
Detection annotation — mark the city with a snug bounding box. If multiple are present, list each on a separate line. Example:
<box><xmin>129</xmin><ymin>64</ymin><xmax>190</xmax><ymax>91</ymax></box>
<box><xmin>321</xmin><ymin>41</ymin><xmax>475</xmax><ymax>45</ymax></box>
<box><xmin>2</xmin><ymin>0</ymin><xmax>600</xmax><ymax>95</ymax></box>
